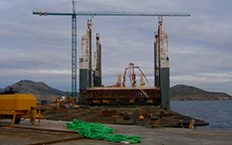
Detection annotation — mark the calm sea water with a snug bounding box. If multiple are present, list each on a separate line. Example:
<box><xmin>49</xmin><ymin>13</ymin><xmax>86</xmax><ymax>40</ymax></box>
<box><xmin>171</xmin><ymin>100</ymin><xmax>232</xmax><ymax>129</ymax></box>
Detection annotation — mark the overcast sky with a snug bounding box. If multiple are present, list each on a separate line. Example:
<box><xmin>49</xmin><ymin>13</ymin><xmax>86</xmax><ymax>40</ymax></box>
<box><xmin>0</xmin><ymin>0</ymin><xmax>231</xmax><ymax>95</ymax></box>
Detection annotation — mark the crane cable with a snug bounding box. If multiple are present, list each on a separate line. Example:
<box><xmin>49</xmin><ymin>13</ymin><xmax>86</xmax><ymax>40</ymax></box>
<box><xmin>47</xmin><ymin>1</ymin><xmax>72</xmax><ymax>12</ymax></box>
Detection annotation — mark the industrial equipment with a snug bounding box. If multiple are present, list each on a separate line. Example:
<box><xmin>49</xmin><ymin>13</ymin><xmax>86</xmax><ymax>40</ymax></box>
<box><xmin>79</xmin><ymin>19</ymin><xmax>92</xmax><ymax>102</ymax></box>
<box><xmin>87</xmin><ymin>63</ymin><xmax>160</xmax><ymax>105</ymax></box>
<box><xmin>154</xmin><ymin>17</ymin><xmax>170</xmax><ymax>109</ymax></box>
<box><xmin>93</xmin><ymin>33</ymin><xmax>102</xmax><ymax>87</ymax></box>
<box><xmin>122</xmin><ymin>63</ymin><xmax>150</xmax><ymax>87</ymax></box>
<box><xmin>0</xmin><ymin>93</ymin><xmax>43</xmax><ymax>125</ymax></box>
<box><xmin>140</xmin><ymin>74</ymin><xmax>145</xmax><ymax>88</ymax></box>
<box><xmin>139</xmin><ymin>110</ymin><xmax>144</xmax><ymax>120</ymax></box>
<box><xmin>32</xmin><ymin>1</ymin><xmax>190</xmax><ymax>102</ymax></box>
<box><xmin>54</xmin><ymin>98</ymin><xmax>61</xmax><ymax>103</ymax></box>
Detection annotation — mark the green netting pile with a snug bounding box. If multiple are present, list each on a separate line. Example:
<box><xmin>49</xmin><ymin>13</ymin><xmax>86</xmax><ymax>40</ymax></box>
<box><xmin>66</xmin><ymin>119</ymin><xmax>140</xmax><ymax>144</ymax></box>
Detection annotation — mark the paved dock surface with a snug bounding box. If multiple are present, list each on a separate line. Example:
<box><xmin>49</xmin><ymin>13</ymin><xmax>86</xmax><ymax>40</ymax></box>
<box><xmin>0</xmin><ymin>119</ymin><xmax>232</xmax><ymax>145</ymax></box>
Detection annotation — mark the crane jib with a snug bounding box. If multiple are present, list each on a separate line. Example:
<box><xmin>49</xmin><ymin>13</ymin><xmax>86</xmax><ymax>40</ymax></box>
<box><xmin>32</xmin><ymin>11</ymin><xmax>191</xmax><ymax>17</ymax></box>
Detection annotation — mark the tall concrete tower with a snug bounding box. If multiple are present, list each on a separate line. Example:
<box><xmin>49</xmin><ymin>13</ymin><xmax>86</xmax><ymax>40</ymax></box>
<box><xmin>93</xmin><ymin>33</ymin><xmax>102</xmax><ymax>87</ymax></box>
<box><xmin>155</xmin><ymin>17</ymin><xmax>170</xmax><ymax>109</ymax></box>
<box><xmin>79</xmin><ymin>19</ymin><xmax>92</xmax><ymax>102</ymax></box>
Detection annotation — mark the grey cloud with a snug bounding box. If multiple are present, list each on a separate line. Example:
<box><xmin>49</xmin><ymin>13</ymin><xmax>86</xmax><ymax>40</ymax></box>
<box><xmin>0</xmin><ymin>0</ymin><xmax>231</xmax><ymax>95</ymax></box>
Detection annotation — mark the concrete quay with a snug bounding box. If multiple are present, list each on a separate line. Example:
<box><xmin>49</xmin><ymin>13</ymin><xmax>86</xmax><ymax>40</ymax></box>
<box><xmin>0</xmin><ymin>119</ymin><xmax>231</xmax><ymax>145</ymax></box>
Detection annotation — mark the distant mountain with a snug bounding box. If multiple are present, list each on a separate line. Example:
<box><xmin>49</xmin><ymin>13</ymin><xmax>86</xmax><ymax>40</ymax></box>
<box><xmin>170</xmin><ymin>84</ymin><xmax>232</xmax><ymax>101</ymax></box>
<box><xmin>6</xmin><ymin>80</ymin><xmax>67</xmax><ymax>101</ymax></box>
<box><xmin>2</xmin><ymin>80</ymin><xmax>231</xmax><ymax>101</ymax></box>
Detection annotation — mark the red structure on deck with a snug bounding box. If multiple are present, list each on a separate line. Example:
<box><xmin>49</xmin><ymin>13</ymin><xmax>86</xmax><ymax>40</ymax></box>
<box><xmin>87</xmin><ymin>87</ymin><xmax>161</xmax><ymax>105</ymax></box>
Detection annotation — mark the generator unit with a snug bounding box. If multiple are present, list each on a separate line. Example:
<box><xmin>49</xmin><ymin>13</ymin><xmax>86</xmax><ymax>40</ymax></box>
<box><xmin>0</xmin><ymin>93</ymin><xmax>43</xmax><ymax>125</ymax></box>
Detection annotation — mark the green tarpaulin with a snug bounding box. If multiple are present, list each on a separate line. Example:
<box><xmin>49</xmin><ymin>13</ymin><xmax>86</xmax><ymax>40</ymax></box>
<box><xmin>66</xmin><ymin>119</ymin><xmax>140</xmax><ymax>144</ymax></box>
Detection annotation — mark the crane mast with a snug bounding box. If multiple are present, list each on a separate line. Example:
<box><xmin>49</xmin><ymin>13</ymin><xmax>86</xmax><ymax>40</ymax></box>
<box><xmin>71</xmin><ymin>0</ymin><xmax>77</xmax><ymax>97</ymax></box>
